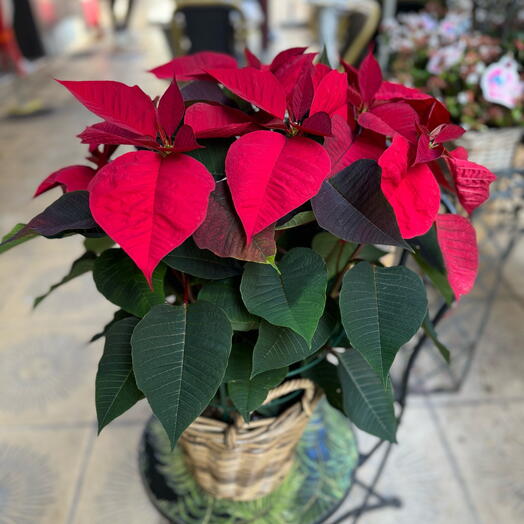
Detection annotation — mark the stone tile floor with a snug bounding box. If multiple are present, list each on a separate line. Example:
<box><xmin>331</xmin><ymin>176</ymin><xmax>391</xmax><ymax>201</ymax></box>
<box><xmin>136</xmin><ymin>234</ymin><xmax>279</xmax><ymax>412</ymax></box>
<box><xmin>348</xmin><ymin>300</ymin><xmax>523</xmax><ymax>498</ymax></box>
<box><xmin>0</xmin><ymin>3</ymin><xmax>523</xmax><ymax>523</ymax></box>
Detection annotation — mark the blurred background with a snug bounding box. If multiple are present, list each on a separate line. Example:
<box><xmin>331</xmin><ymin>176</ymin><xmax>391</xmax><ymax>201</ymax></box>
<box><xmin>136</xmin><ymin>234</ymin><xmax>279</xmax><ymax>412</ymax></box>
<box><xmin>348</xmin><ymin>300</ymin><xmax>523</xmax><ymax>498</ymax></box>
<box><xmin>0</xmin><ymin>0</ymin><xmax>522</xmax><ymax>523</ymax></box>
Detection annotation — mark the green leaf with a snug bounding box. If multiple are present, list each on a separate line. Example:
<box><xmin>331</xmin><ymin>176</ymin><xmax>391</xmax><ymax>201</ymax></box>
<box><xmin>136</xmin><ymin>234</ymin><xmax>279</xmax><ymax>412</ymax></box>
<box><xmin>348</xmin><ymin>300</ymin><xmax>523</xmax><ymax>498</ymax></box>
<box><xmin>337</xmin><ymin>349</ymin><xmax>397</xmax><ymax>442</ymax></box>
<box><xmin>422</xmin><ymin>314</ymin><xmax>450</xmax><ymax>363</ymax></box>
<box><xmin>312</xmin><ymin>232</ymin><xmax>386</xmax><ymax>278</ymax></box>
<box><xmin>83</xmin><ymin>236</ymin><xmax>115</xmax><ymax>254</ymax></box>
<box><xmin>199</xmin><ymin>279</ymin><xmax>258</xmax><ymax>331</ymax></box>
<box><xmin>241</xmin><ymin>247</ymin><xmax>327</xmax><ymax>344</ymax></box>
<box><xmin>0</xmin><ymin>223</ymin><xmax>38</xmax><ymax>254</ymax></box>
<box><xmin>252</xmin><ymin>309</ymin><xmax>336</xmax><ymax>377</ymax></box>
<box><xmin>340</xmin><ymin>262</ymin><xmax>427</xmax><ymax>384</ymax></box>
<box><xmin>90</xmin><ymin>310</ymin><xmax>132</xmax><ymax>343</ymax></box>
<box><xmin>303</xmin><ymin>358</ymin><xmax>343</xmax><ymax>412</ymax></box>
<box><xmin>164</xmin><ymin>238</ymin><xmax>242</xmax><ymax>279</ymax></box>
<box><xmin>34</xmin><ymin>251</ymin><xmax>97</xmax><ymax>307</ymax></box>
<box><xmin>186</xmin><ymin>138</ymin><xmax>232</xmax><ymax>180</ymax></box>
<box><xmin>131</xmin><ymin>302</ymin><xmax>232</xmax><ymax>448</ymax></box>
<box><xmin>414</xmin><ymin>254</ymin><xmax>454</xmax><ymax>305</ymax></box>
<box><xmin>95</xmin><ymin>317</ymin><xmax>144</xmax><ymax>433</ymax></box>
<box><xmin>409</xmin><ymin>226</ymin><xmax>446</xmax><ymax>274</ymax></box>
<box><xmin>275</xmin><ymin>211</ymin><xmax>315</xmax><ymax>230</ymax></box>
<box><xmin>225</xmin><ymin>344</ymin><xmax>287</xmax><ymax>421</ymax></box>
<box><xmin>93</xmin><ymin>249</ymin><xmax>166</xmax><ymax>317</ymax></box>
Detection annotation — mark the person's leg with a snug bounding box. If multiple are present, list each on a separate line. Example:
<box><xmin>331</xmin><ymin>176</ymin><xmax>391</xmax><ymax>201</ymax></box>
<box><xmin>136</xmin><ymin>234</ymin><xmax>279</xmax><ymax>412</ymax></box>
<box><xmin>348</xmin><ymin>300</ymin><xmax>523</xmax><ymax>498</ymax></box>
<box><xmin>109</xmin><ymin>0</ymin><xmax>119</xmax><ymax>30</ymax></box>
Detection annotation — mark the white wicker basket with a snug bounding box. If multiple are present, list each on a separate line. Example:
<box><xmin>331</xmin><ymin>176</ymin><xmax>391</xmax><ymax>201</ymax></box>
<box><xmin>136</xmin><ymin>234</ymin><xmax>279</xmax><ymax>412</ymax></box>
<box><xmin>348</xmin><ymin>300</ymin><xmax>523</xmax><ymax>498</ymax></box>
<box><xmin>455</xmin><ymin>127</ymin><xmax>522</xmax><ymax>172</ymax></box>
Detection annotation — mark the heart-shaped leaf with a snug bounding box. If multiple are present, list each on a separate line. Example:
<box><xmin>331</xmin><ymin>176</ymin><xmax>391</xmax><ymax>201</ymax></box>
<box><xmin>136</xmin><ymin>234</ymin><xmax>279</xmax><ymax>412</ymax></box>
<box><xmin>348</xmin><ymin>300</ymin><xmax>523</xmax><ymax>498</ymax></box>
<box><xmin>131</xmin><ymin>302</ymin><xmax>232</xmax><ymax>448</ymax></box>
<box><xmin>436</xmin><ymin>214</ymin><xmax>478</xmax><ymax>300</ymax></box>
<box><xmin>337</xmin><ymin>349</ymin><xmax>397</xmax><ymax>442</ymax></box>
<box><xmin>252</xmin><ymin>308</ymin><xmax>336</xmax><ymax>377</ymax></box>
<box><xmin>226</xmin><ymin>131</ymin><xmax>331</xmax><ymax>241</ymax></box>
<box><xmin>312</xmin><ymin>159</ymin><xmax>409</xmax><ymax>248</ymax></box>
<box><xmin>225</xmin><ymin>344</ymin><xmax>287</xmax><ymax>421</ymax></box>
<box><xmin>340</xmin><ymin>262</ymin><xmax>427</xmax><ymax>383</ymax></box>
<box><xmin>96</xmin><ymin>317</ymin><xmax>144</xmax><ymax>433</ymax></box>
<box><xmin>93</xmin><ymin>249</ymin><xmax>166</xmax><ymax>317</ymax></box>
<box><xmin>241</xmin><ymin>247</ymin><xmax>327</xmax><ymax>344</ymax></box>
<box><xmin>89</xmin><ymin>151</ymin><xmax>215</xmax><ymax>285</ymax></box>
<box><xmin>193</xmin><ymin>180</ymin><xmax>276</xmax><ymax>263</ymax></box>
<box><xmin>199</xmin><ymin>278</ymin><xmax>259</xmax><ymax>331</ymax></box>
<box><xmin>164</xmin><ymin>238</ymin><xmax>242</xmax><ymax>279</ymax></box>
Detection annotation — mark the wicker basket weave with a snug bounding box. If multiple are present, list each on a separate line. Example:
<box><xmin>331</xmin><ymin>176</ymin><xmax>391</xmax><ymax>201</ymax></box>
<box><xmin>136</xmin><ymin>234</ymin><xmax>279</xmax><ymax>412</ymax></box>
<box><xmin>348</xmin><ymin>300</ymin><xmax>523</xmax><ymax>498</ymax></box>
<box><xmin>178</xmin><ymin>378</ymin><xmax>322</xmax><ymax>501</ymax></box>
<box><xmin>455</xmin><ymin>127</ymin><xmax>522</xmax><ymax>172</ymax></box>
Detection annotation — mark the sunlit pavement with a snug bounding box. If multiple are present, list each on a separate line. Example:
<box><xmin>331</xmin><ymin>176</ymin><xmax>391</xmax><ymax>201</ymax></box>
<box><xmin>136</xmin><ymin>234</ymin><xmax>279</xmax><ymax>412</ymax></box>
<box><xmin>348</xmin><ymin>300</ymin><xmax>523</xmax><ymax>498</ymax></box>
<box><xmin>0</xmin><ymin>2</ymin><xmax>523</xmax><ymax>523</ymax></box>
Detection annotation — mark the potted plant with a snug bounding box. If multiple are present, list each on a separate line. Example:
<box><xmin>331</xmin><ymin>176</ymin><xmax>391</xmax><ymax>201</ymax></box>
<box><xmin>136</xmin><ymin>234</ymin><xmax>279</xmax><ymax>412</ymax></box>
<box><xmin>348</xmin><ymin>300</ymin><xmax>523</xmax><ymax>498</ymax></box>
<box><xmin>0</xmin><ymin>47</ymin><xmax>495</xmax><ymax>522</ymax></box>
<box><xmin>383</xmin><ymin>8</ymin><xmax>523</xmax><ymax>171</ymax></box>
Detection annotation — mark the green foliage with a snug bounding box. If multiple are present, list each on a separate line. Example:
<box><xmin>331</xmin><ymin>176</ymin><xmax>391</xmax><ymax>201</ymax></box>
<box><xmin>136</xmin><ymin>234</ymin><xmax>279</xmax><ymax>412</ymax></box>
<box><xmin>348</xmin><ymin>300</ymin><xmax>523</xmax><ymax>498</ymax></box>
<box><xmin>337</xmin><ymin>349</ymin><xmax>397</xmax><ymax>442</ymax></box>
<box><xmin>186</xmin><ymin>138</ymin><xmax>232</xmax><ymax>180</ymax></box>
<box><xmin>312</xmin><ymin>232</ymin><xmax>386</xmax><ymax>278</ymax></box>
<box><xmin>131</xmin><ymin>302</ymin><xmax>232</xmax><ymax>448</ymax></box>
<box><xmin>95</xmin><ymin>317</ymin><xmax>144</xmax><ymax>432</ymax></box>
<box><xmin>422</xmin><ymin>313</ymin><xmax>451</xmax><ymax>363</ymax></box>
<box><xmin>164</xmin><ymin>238</ymin><xmax>242</xmax><ymax>279</ymax></box>
<box><xmin>252</xmin><ymin>309</ymin><xmax>336</xmax><ymax>377</ymax></box>
<box><xmin>303</xmin><ymin>358</ymin><xmax>343</xmax><ymax>413</ymax></box>
<box><xmin>199</xmin><ymin>278</ymin><xmax>258</xmax><ymax>331</ymax></box>
<box><xmin>83</xmin><ymin>236</ymin><xmax>114</xmax><ymax>254</ymax></box>
<box><xmin>225</xmin><ymin>344</ymin><xmax>287</xmax><ymax>421</ymax></box>
<box><xmin>241</xmin><ymin>248</ymin><xmax>327</xmax><ymax>344</ymax></box>
<box><xmin>275</xmin><ymin>211</ymin><xmax>315</xmax><ymax>230</ymax></box>
<box><xmin>0</xmin><ymin>223</ymin><xmax>38</xmax><ymax>254</ymax></box>
<box><xmin>340</xmin><ymin>262</ymin><xmax>427</xmax><ymax>383</ymax></box>
<box><xmin>34</xmin><ymin>251</ymin><xmax>97</xmax><ymax>307</ymax></box>
<box><xmin>93</xmin><ymin>249</ymin><xmax>166</xmax><ymax>317</ymax></box>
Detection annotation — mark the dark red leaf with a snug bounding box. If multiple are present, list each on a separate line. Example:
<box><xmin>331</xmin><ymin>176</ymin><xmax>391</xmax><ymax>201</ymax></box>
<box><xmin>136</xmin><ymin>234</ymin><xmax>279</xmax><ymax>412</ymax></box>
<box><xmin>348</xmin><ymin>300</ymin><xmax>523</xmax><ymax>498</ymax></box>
<box><xmin>269</xmin><ymin>47</ymin><xmax>308</xmax><ymax>73</ymax></box>
<box><xmin>181</xmin><ymin>80</ymin><xmax>229</xmax><ymax>104</ymax></box>
<box><xmin>58</xmin><ymin>80</ymin><xmax>157</xmax><ymax>137</ymax></box>
<box><xmin>157</xmin><ymin>81</ymin><xmax>185</xmax><ymax>137</ymax></box>
<box><xmin>34</xmin><ymin>165</ymin><xmax>96</xmax><ymax>197</ymax></box>
<box><xmin>89</xmin><ymin>151</ymin><xmax>215</xmax><ymax>284</ymax></box>
<box><xmin>225</xmin><ymin>131</ymin><xmax>330</xmax><ymax>241</ymax></box>
<box><xmin>375</xmin><ymin>81</ymin><xmax>432</xmax><ymax>101</ymax></box>
<box><xmin>312</xmin><ymin>159</ymin><xmax>407</xmax><ymax>247</ymax></box>
<box><xmin>206</xmin><ymin>67</ymin><xmax>287</xmax><ymax>119</ymax></box>
<box><xmin>149</xmin><ymin>51</ymin><xmax>237</xmax><ymax>81</ymax></box>
<box><xmin>436</xmin><ymin>214</ymin><xmax>478</xmax><ymax>300</ymax></box>
<box><xmin>415</xmin><ymin>134</ymin><xmax>444</xmax><ymax>164</ymax></box>
<box><xmin>193</xmin><ymin>180</ymin><xmax>276</xmax><ymax>262</ymax></box>
<box><xmin>433</xmin><ymin>123</ymin><xmax>465</xmax><ymax>144</ymax></box>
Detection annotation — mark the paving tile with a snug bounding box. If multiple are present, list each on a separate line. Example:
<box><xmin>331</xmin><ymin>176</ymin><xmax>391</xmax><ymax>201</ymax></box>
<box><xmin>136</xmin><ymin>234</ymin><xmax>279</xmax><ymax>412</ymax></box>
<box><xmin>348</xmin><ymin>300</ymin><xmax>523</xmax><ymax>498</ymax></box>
<box><xmin>433</xmin><ymin>402</ymin><xmax>524</xmax><ymax>524</ymax></box>
<box><xmin>329</xmin><ymin>405</ymin><xmax>476</xmax><ymax>524</ymax></box>
<box><xmin>72</xmin><ymin>422</ymin><xmax>163</xmax><ymax>524</ymax></box>
<box><xmin>0</xmin><ymin>427</ymin><xmax>92</xmax><ymax>524</ymax></box>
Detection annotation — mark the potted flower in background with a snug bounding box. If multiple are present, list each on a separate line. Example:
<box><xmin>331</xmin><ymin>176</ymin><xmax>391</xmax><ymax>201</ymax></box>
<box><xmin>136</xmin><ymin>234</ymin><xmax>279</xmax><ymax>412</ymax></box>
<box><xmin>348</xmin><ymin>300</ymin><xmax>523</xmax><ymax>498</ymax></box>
<box><xmin>383</xmin><ymin>7</ymin><xmax>523</xmax><ymax>172</ymax></box>
<box><xmin>0</xmin><ymin>47</ymin><xmax>495</xmax><ymax>522</ymax></box>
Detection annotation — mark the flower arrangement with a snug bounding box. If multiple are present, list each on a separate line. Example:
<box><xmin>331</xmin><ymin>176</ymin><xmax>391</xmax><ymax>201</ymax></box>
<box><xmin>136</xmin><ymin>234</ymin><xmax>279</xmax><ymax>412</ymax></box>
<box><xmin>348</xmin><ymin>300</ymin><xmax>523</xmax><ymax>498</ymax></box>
<box><xmin>384</xmin><ymin>10</ymin><xmax>524</xmax><ymax>129</ymax></box>
<box><xmin>1</xmin><ymin>47</ymin><xmax>495</xmax><ymax>449</ymax></box>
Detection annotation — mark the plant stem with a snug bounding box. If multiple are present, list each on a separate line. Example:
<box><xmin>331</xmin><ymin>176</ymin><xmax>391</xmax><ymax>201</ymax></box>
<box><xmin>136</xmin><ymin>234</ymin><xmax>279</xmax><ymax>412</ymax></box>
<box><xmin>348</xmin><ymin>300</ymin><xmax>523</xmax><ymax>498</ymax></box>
<box><xmin>330</xmin><ymin>243</ymin><xmax>364</xmax><ymax>298</ymax></box>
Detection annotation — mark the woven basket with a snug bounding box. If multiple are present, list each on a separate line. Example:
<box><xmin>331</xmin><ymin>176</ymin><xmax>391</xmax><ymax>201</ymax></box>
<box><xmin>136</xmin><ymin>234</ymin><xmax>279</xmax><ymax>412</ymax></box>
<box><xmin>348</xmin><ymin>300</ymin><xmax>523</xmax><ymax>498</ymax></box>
<box><xmin>178</xmin><ymin>378</ymin><xmax>322</xmax><ymax>501</ymax></box>
<box><xmin>455</xmin><ymin>127</ymin><xmax>522</xmax><ymax>172</ymax></box>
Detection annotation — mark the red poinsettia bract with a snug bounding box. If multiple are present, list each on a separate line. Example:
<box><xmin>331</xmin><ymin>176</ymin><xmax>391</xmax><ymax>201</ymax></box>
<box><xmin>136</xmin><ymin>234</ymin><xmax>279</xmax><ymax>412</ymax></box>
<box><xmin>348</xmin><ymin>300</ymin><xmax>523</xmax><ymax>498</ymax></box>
<box><xmin>58</xmin><ymin>78</ymin><xmax>215</xmax><ymax>284</ymax></box>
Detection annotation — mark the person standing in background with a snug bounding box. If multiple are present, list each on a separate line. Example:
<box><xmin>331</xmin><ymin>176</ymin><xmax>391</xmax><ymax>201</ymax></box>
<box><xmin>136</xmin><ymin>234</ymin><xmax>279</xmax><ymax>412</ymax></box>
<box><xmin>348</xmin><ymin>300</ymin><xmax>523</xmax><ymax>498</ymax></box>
<box><xmin>12</xmin><ymin>0</ymin><xmax>45</xmax><ymax>60</ymax></box>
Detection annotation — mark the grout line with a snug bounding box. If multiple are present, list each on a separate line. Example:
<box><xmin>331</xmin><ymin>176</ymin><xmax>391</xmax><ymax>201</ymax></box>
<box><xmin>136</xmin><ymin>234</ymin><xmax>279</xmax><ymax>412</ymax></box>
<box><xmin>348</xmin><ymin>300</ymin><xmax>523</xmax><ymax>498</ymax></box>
<box><xmin>65</xmin><ymin>423</ymin><xmax>98</xmax><ymax>524</ymax></box>
<box><xmin>424</xmin><ymin>395</ymin><xmax>483</xmax><ymax>524</ymax></box>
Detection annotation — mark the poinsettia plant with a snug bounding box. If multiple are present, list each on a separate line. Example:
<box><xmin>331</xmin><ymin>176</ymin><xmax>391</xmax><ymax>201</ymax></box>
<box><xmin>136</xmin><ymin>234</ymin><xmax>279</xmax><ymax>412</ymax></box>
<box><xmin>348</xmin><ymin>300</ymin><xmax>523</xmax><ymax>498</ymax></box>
<box><xmin>1</xmin><ymin>47</ymin><xmax>495</xmax><ymax>446</ymax></box>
